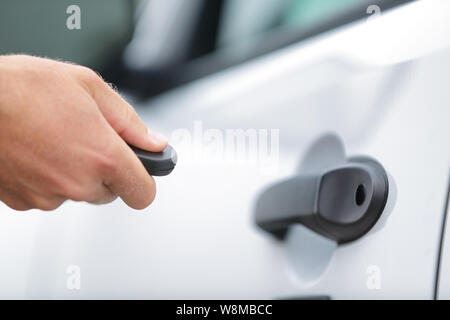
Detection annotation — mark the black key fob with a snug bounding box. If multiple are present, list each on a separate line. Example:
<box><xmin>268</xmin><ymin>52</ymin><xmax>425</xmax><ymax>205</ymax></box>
<box><xmin>130</xmin><ymin>144</ymin><xmax>177</xmax><ymax>176</ymax></box>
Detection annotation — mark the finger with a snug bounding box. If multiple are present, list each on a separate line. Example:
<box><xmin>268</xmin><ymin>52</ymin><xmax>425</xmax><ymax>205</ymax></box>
<box><xmin>64</xmin><ymin>178</ymin><xmax>118</xmax><ymax>205</ymax></box>
<box><xmin>85</xmin><ymin>183</ymin><xmax>118</xmax><ymax>205</ymax></box>
<box><xmin>102</xmin><ymin>137</ymin><xmax>156</xmax><ymax>210</ymax></box>
<box><xmin>84</xmin><ymin>72</ymin><xmax>168</xmax><ymax>152</ymax></box>
<box><xmin>28</xmin><ymin>194</ymin><xmax>65</xmax><ymax>211</ymax></box>
<box><xmin>0</xmin><ymin>188</ymin><xmax>32</xmax><ymax>211</ymax></box>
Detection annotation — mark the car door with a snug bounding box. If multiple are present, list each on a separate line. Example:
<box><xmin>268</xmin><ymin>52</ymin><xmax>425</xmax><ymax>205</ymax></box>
<box><xmin>435</xmin><ymin>179</ymin><xmax>450</xmax><ymax>300</ymax></box>
<box><xmin>0</xmin><ymin>0</ymin><xmax>449</xmax><ymax>299</ymax></box>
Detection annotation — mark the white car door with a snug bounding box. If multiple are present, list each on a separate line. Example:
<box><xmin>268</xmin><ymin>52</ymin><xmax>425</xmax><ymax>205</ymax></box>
<box><xmin>0</xmin><ymin>0</ymin><xmax>449</xmax><ymax>299</ymax></box>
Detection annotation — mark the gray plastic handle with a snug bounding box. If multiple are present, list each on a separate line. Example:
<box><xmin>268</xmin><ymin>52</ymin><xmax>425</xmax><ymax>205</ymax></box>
<box><xmin>254</xmin><ymin>157</ymin><xmax>389</xmax><ymax>243</ymax></box>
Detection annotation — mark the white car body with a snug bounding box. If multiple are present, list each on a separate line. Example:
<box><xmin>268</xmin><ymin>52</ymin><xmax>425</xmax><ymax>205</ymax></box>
<box><xmin>0</xmin><ymin>0</ymin><xmax>449</xmax><ymax>299</ymax></box>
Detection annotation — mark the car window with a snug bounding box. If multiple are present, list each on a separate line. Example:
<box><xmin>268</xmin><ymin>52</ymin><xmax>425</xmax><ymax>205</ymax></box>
<box><xmin>119</xmin><ymin>0</ymin><xmax>414</xmax><ymax>97</ymax></box>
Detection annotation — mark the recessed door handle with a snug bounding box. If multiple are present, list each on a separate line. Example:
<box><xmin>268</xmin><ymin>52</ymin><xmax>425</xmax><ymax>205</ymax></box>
<box><xmin>254</xmin><ymin>156</ymin><xmax>389</xmax><ymax>243</ymax></box>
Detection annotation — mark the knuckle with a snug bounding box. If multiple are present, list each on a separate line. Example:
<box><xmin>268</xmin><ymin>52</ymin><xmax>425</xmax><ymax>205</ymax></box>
<box><xmin>0</xmin><ymin>190</ymin><xmax>33</xmax><ymax>211</ymax></box>
<box><xmin>96</xmin><ymin>144</ymin><xmax>119</xmax><ymax>177</ymax></box>
<box><xmin>64</xmin><ymin>184</ymin><xmax>90</xmax><ymax>202</ymax></box>
<box><xmin>31</xmin><ymin>196</ymin><xmax>62</xmax><ymax>211</ymax></box>
<box><xmin>76</xmin><ymin>65</ymin><xmax>103</xmax><ymax>87</ymax></box>
<box><xmin>4</xmin><ymin>200</ymin><xmax>32</xmax><ymax>211</ymax></box>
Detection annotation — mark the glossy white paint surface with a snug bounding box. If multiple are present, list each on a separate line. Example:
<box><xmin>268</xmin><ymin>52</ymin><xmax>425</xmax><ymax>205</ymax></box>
<box><xmin>0</xmin><ymin>0</ymin><xmax>449</xmax><ymax>299</ymax></box>
<box><xmin>437</xmin><ymin>187</ymin><xmax>450</xmax><ymax>300</ymax></box>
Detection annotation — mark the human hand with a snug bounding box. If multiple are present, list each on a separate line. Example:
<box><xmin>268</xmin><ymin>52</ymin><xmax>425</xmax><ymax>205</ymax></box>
<box><xmin>0</xmin><ymin>55</ymin><xmax>167</xmax><ymax>211</ymax></box>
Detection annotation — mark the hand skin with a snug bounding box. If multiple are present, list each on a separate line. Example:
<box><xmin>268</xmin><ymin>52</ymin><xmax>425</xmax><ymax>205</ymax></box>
<box><xmin>0</xmin><ymin>55</ymin><xmax>168</xmax><ymax>211</ymax></box>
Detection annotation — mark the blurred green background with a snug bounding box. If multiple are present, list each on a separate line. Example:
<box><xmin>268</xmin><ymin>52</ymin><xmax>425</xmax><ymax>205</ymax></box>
<box><xmin>0</xmin><ymin>0</ymin><xmax>403</xmax><ymax>96</ymax></box>
<box><xmin>0</xmin><ymin>0</ymin><xmax>135</xmax><ymax>69</ymax></box>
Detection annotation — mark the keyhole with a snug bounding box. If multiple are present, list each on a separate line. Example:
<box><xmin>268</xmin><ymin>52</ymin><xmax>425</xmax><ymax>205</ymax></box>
<box><xmin>355</xmin><ymin>184</ymin><xmax>366</xmax><ymax>206</ymax></box>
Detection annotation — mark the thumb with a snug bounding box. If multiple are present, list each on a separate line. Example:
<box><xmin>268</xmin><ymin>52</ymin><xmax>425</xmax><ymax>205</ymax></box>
<box><xmin>89</xmin><ymin>78</ymin><xmax>168</xmax><ymax>152</ymax></box>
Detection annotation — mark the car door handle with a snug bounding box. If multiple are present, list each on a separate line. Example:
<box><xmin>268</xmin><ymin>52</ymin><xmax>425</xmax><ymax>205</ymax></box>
<box><xmin>254</xmin><ymin>156</ymin><xmax>388</xmax><ymax>243</ymax></box>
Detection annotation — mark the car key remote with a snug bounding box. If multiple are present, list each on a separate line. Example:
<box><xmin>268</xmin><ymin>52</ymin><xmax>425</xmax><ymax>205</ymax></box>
<box><xmin>130</xmin><ymin>144</ymin><xmax>177</xmax><ymax>176</ymax></box>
